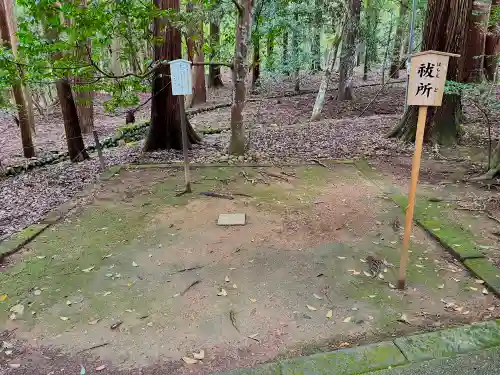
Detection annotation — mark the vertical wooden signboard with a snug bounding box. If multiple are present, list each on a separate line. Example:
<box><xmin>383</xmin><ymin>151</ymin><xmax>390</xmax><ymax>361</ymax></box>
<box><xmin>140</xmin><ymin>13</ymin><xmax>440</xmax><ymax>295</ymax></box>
<box><xmin>398</xmin><ymin>51</ymin><xmax>459</xmax><ymax>290</ymax></box>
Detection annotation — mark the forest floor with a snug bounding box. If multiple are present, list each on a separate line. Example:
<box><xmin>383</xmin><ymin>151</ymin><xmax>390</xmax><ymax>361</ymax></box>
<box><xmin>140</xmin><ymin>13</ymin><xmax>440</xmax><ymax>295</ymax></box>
<box><xmin>0</xmin><ymin>68</ymin><xmax>500</xmax><ymax>374</ymax></box>
<box><xmin>0</xmin><ymin>162</ymin><xmax>499</xmax><ymax>375</ymax></box>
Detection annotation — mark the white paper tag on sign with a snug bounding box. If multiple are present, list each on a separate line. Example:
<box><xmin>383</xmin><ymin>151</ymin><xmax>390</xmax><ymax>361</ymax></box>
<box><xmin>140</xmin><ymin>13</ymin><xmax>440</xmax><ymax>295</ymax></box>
<box><xmin>169</xmin><ymin>59</ymin><xmax>192</xmax><ymax>96</ymax></box>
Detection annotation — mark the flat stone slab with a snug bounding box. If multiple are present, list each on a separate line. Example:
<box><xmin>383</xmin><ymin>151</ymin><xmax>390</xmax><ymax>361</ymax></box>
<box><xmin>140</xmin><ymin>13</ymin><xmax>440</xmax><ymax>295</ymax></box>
<box><xmin>394</xmin><ymin>320</ymin><xmax>500</xmax><ymax>362</ymax></box>
<box><xmin>464</xmin><ymin>258</ymin><xmax>500</xmax><ymax>297</ymax></box>
<box><xmin>217</xmin><ymin>213</ymin><xmax>246</xmax><ymax>226</ymax></box>
<box><xmin>280</xmin><ymin>341</ymin><xmax>407</xmax><ymax>375</ymax></box>
<box><xmin>216</xmin><ymin>363</ymin><xmax>281</xmax><ymax>375</ymax></box>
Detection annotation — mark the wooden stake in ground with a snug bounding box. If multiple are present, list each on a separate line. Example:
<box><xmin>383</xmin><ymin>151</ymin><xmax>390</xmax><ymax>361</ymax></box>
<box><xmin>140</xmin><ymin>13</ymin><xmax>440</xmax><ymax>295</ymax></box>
<box><xmin>169</xmin><ymin>59</ymin><xmax>193</xmax><ymax>194</ymax></box>
<box><xmin>398</xmin><ymin>51</ymin><xmax>459</xmax><ymax>290</ymax></box>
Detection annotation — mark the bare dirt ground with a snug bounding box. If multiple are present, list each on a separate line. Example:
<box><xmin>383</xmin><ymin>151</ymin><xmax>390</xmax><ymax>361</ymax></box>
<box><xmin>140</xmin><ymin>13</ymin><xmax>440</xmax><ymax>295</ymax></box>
<box><xmin>1</xmin><ymin>164</ymin><xmax>498</xmax><ymax>375</ymax></box>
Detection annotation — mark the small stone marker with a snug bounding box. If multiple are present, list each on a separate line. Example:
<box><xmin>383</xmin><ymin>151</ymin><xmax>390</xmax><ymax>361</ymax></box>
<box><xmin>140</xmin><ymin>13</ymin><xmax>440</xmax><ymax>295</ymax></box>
<box><xmin>217</xmin><ymin>213</ymin><xmax>246</xmax><ymax>226</ymax></box>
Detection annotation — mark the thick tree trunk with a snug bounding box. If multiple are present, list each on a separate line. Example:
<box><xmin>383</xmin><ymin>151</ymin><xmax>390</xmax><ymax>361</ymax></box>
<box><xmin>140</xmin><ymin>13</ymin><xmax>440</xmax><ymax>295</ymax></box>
<box><xmin>74</xmin><ymin>35</ymin><xmax>94</xmax><ymax>133</ymax></box>
<box><xmin>111</xmin><ymin>37</ymin><xmax>122</xmax><ymax>76</ymax></box>
<box><xmin>55</xmin><ymin>79</ymin><xmax>89</xmax><ymax>162</ymax></box>
<box><xmin>229</xmin><ymin>0</ymin><xmax>252</xmax><ymax>155</ymax></box>
<box><xmin>0</xmin><ymin>0</ymin><xmax>35</xmax><ymax>158</ymax></box>
<box><xmin>337</xmin><ymin>0</ymin><xmax>361</xmax><ymax>100</ymax></box>
<box><xmin>389</xmin><ymin>0</ymin><xmax>473</xmax><ymax>145</ymax></box>
<box><xmin>311</xmin><ymin>33</ymin><xmax>342</xmax><ymax>121</ymax></box>
<box><xmin>389</xmin><ymin>0</ymin><xmax>409</xmax><ymax>79</ymax></box>
<box><xmin>485</xmin><ymin>0</ymin><xmax>500</xmax><ymax>80</ymax></box>
<box><xmin>145</xmin><ymin>0</ymin><xmax>200</xmax><ymax>151</ymax></box>
<box><xmin>252</xmin><ymin>29</ymin><xmax>260</xmax><ymax>91</ymax></box>
<box><xmin>282</xmin><ymin>30</ymin><xmax>289</xmax><ymax>75</ymax></box>
<box><xmin>463</xmin><ymin>0</ymin><xmax>491</xmax><ymax>82</ymax></box>
<box><xmin>208</xmin><ymin>19</ymin><xmax>224</xmax><ymax>87</ymax></box>
<box><xmin>310</xmin><ymin>0</ymin><xmax>322</xmax><ymax>72</ymax></box>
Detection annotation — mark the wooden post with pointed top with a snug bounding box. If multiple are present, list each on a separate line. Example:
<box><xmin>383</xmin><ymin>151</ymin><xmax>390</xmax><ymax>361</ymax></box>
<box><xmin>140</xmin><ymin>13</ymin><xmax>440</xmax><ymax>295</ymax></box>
<box><xmin>398</xmin><ymin>50</ymin><xmax>459</xmax><ymax>290</ymax></box>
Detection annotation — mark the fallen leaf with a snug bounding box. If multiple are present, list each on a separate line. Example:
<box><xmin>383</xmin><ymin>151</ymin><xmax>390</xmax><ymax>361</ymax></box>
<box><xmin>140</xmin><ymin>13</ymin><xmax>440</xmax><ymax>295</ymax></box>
<box><xmin>33</xmin><ymin>289</ymin><xmax>42</xmax><ymax>296</ymax></box>
<box><xmin>368</xmin><ymin>295</ymin><xmax>376</xmax><ymax>298</ymax></box>
<box><xmin>415</xmin><ymin>264</ymin><xmax>424</xmax><ymax>268</ymax></box>
<box><xmin>217</xmin><ymin>289</ymin><xmax>228</xmax><ymax>297</ymax></box>
<box><xmin>378</xmin><ymin>273</ymin><xmax>384</xmax><ymax>279</ymax></box>
<box><xmin>88</xmin><ymin>319</ymin><xmax>100</xmax><ymax>325</ymax></box>
<box><xmin>368</xmin><ymin>315</ymin><xmax>374</xmax><ymax>320</ymax></box>
<box><xmin>59</xmin><ymin>316</ymin><xmax>69</xmax><ymax>321</ymax></box>
<box><xmin>313</xmin><ymin>293</ymin><xmax>323</xmax><ymax>300</ymax></box>
<box><xmin>82</xmin><ymin>266</ymin><xmax>95</xmax><ymax>273</ymax></box>
<box><xmin>103</xmin><ymin>291</ymin><xmax>112</xmax><ymax>297</ymax></box>
<box><xmin>388</xmin><ymin>283</ymin><xmax>396</xmax><ymax>289</ymax></box>
<box><xmin>103</xmin><ymin>254</ymin><xmax>113</xmax><ymax>259</ymax></box>
<box><xmin>360</xmin><ymin>259</ymin><xmax>367</xmax><ymax>263</ymax></box>
<box><xmin>0</xmin><ymin>294</ymin><xmax>7</xmax><ymax>302</ymax></box>
<box><xmin>306</xmin><ymin>305</ymin><xmax>317</xmax><ymax>311</ymax></box>
<box><xmin>397</xmin><ymin>313</ymin><xmax>410</xmax><ymax>324</ymax></box>
<box><xmin>338</xmin><ymin>342</ymin><xmax>350</xmax><ymax>348</ymax></box>
<box><xmin>80</xmin><ymin>365</ymin><xmax>86</xmax><ymax>375</ymax></box>
<box><xmin>232</xmin><ymin>284</ymin><xmax>238</xmax><ymax>289</ymax></box>
<box><xmin>363</xmin><ymin>271</ymin><xmax>372</xmax><ymax>277</ymax></box>
<box><xmin>482</xmin><ymin>288</ymin><xmax>489</xmax><ymax>295</ymax></box>
<box><xmin>462</xmin><ymin>310</ymin><xmax>470</xmax><ymax>315</ymax></box>
<box><xmin>132</xmin><ymin>262</ymin><xmax>138</xmax><ymax>267</ymax></box>
<box><xmin>468</xmin><ymin>286</ymin><xmax>478</xmax><ymax>292</ymax></box>
<box><xmin>9</xmin><ymin>304</ymin><xmax>24</xmax><ymax>316</ymax></box>
<box><xmin>182</xmin><ymin>357</ymin><xmax>198</xmax><ymax>364</ymax></box>
<box><xmin>488</xmin><ymin>306</ymin><xmax>495</xmax><ymax>311</ymax></box>
<box><xmin>248</xmin><ymin>333</ymin><xmax>259</xmax><ymax>339</ymax></box>
<box><xmin>225</xmin><ymin>276</ymin><xmax>230</xmax><ymax>282</ymax></box>
<box><xmin>36</xmin><ymin>255</ymin><xmax>46</xmax><ymax>259</ymax></box>
<box><xmin>476</xmin><ymin>279</ymin><xmax>485</xmax><ymax>284</ymax></box>
<box><xmin>437</xmin><ymin>284</ymin><xmax>445</xmax><ymax>289</ymax></box>
<box><xmin>110</xmin><ymin>321</ymin><xmax>123</xmax><ymax>330</ymax></box>
<box><xmin>95</xmin><ymin>365</ymin><xmax>107</xmax><ymax>371</ymax></box>
<box><xmin>343</xmin><ymin>316</ymin><xmax>352</xmax><ymax>323</ymax></box>
<box><xmin>9</xmin><ymin>364</ymin><xmax>21</xmax><ymax>369</ymax></box>
<box><xmin>337</xmin><ymin>256</ymin><xmax>346</xmax><ymax>260</ymax></box>
<box><xmin>193</xmin><ymin>350</ymin><xmax>205</xmax><ymax>360</ymax></box>
<box><xmin>326</xmin><ymin>310</ymin><xmax>333</xmax><ymax>319</ymax></box>
<box><xmin>455</xmin><ymin>306</ymin><xmax>464</xmax><ymax>312</ymax></box>
<box><xmin>229</xmin><ymin>267</ymin><xmax>236</xmax><ymax>270</ymax></box>
<box><xmin>249</xmin><ymin>298</ymin><xmax>256</xmax><ymax>303</ymax></box>
<box><xmin>66</xmin><ymin>300</ymin><xmax>72</xmax><ymax>306</ymax></box>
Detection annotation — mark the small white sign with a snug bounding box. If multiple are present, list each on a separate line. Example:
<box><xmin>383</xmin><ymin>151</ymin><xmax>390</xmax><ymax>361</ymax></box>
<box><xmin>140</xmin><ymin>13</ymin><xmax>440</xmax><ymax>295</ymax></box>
<box><xmin>169</xmin><ymin>59</ymin><xmax>192</xmax><ymax>96</ymax></box>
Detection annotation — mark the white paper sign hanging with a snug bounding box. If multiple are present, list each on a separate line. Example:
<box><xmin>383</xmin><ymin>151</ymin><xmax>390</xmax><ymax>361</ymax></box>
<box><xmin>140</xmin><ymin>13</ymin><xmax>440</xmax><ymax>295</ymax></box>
<box><xmin>169</xmin><ymin>59</ymin><xmax>192</xmax><ymax>96</ymax></box>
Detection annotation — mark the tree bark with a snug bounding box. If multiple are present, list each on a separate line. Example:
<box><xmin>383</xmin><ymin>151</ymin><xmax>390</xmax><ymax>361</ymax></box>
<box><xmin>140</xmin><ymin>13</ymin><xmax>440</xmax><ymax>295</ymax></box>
<box><xmin>337</xmin><ymin>0</ymin><xmax>362</xmax><ymax>100</ymax></box>
<box><xmin>282</xmin><ymin>30</ymin><xmax>289</xmax><ymax>75</ymax></box>
<box><xmin>389</xmin><ymin>0</ymin><xmax>409</xmax><ymax>79</ymax></box>
<box><xmin>251</xmin><ymin>23</ymin><xmax>260</xmax><ymax>91</ymax></box>
<box><xmin>363</xmin><ymin>0</ymin><xmax>379</xmax><ymax>81</ymax></box>
<box><xmin>463</xmin><ymin>0</ymin><xmax>491</xmax><ymax>82</ymax></box>
<box><xmin>311</xmin><ymin>32</ymin><xmax>342</xmax><ymax>120</ymax></box>
<box><xmin>485</xmin><ymin>0</ymin><xmax>500</xmax><ymax>80</ymax></box>
<box><xmin>266</xmin><ymin>33</ymin><xmax>274</xmax><ymax>70</ymax></box>
<box><xmin>111</xmin><ymin>37</ymin><xmax>122</xmax><ymax>76</ymax></box>
<box><xmin>229</xmin><ymin>0</ymin><xmax>252</xmax><ymax>155</ymax></box>
<box><xmin>56</xmin><ymin>79</ymin><xmax>89</xmax><ymax>162</ymax></box>
<box><xmin>292</xmin><ymin>11</ymin><xmax>300</xmax><ymax>93</ymax></box>
<box><xmin>0</xmin><ymin>0</ymin><xmax>35</xmax><ymax>158</ymax></box>
<box><xmin>310</xmin><ymin>0</ymin><xmax>322</xmax><ymax>72</ymax></box>
<box><xmin>208</xmin><ymin>17</ymin><xmax>223</xmax><ymax>87</ymax></box>
<box><xmin>191</xmin><ymin>10</ymin><xmax>207</xmax><ymax>106</ymax></box>
<box><xmin>145</xmin><ymin>0</ymin><xmax>200</xmax><ymax>151</ymax></box>
<box><xmin>389</xmin><ymin>0</ymin><xmax>473</xmax><ymax>145</ymax></box>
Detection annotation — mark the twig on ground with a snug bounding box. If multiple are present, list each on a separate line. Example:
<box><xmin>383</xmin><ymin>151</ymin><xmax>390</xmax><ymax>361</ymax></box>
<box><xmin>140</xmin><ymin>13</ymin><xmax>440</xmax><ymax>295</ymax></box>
<box><xmin>230</xmin><ymin>309</ymin><xmax>240</xmax><ymax>333</ymax></box>
<box><xmin>487</xmin><ymin>214</ymin><xmax>500</xmax><ymax>225</ymax></box>
<box><xmin>180</xmin><ymin>279</ymin><xmax>201</xmax><ymax>296</ymax></box>
<box><xmin>258</xmin><ymin>169</ymin><xmax>290</xmax><ymax>182</ymax></box>
<box><xmin>171</xmin><ymin>265</ymin><xmax>203</xmax><ymax>275</ymax></box>
<box><xmin>233</xmin><ymin>192</ymin><xmax>253</xmax><ymax>198</ymax></box>
<box><xmin>200</xmin><ymin>191</ymin><xmax>235</xmax><ymax>200</ymax></box>
<box><xmin>76</xmin><ymin>342</ymin><xmax>110</xmax><ymax>354</ymax></box>
<box><xmin>310</xmin><ymin>159</ymin><xmax>329</xmax><ymax>168</ymax></box>
<box><xmin>175</xmin><ymin>189</ymin><xmax>192</xmax><ymax>197</ymax></box>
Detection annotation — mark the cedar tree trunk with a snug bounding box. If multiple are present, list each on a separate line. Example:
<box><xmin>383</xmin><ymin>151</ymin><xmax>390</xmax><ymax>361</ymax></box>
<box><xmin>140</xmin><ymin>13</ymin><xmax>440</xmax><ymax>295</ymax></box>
<box><xmin>228</xmin><ymin>0</ymin><xmax>252</xmax><ymax>155</ymax></box>
<box><xmin>310</xmin><ymin>0</ymin><xmax>322</xmax><ymax>72</ymax></box>
<box><xmin>337</xmin><ymin>0</ymin><xmax>362</xmax><ymax>100</ymax></box>
<box><xmin>389</xmin><ymin>0</ymin><xmax>409</xmax><ymax>78</ymax></box>
<box><xmin>485</xmin><ymin>0</ymin><xmax>500</xmax><ymax>80</ymax></box>
<box><xmin>282</xmin><ymin>30</ymin><xmax>289</xmax><ymax>75</ymax></box>
<box><xmin>389</xmin><ymin>0</ymin><xmax>473</xmax><ymax>145</ymax></box>
<box><xmin>209</xmin><ymin>19</ymin><xmax>224</xmax><ymax>87</ymax></box>
<box><xmin>145</xmin><ymin>0</ymin><xmax>200</xmax><ymax>151</ymax></box>
<box><xmin>463</xmin><ymin>0</ymin><xmax>491</xmax><ymax>82</ymax></box>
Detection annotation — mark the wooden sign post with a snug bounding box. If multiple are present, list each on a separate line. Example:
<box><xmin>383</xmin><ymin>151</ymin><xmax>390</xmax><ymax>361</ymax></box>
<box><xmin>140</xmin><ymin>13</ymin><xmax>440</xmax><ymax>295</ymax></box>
<box><xmin>398</xmin><ymin>50</ymin><xmax>459</xmax><ymax>290</ymax></box>
<box><xmin>169</xmin><ymin>59</ymin><xmax>193</xmax><ymax>194</ymax></box>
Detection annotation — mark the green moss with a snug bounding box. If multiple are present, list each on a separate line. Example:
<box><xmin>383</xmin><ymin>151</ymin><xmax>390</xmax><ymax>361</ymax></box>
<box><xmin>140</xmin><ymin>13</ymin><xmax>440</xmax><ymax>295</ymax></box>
<box><xmin>0</xmin><ymin>224</ymin><xmax>49</xmax><ymax>257</ymax></box>
<box><xmin>391</xmin><ymin>194</ymin><xmax>483</xmax><ymax>260</ymax></box>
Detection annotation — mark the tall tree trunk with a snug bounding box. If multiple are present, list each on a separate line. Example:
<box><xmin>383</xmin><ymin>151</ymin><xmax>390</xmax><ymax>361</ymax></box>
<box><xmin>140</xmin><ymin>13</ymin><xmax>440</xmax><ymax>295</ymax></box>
<box><xmin>282</xmin><ymin>30</ymin><xmax>289</xmax><ymax>75</ymax></box>
<box><xmin>266</xmin><ymin>33</ymin><xmax>274</xmax><ymax>70</ymax></box>
<box><xmin>145</xmin><ymin>0</ymin><xmax>200</xmax><ymax>151</ymax></box>
<box><xmin>0</xmin><ymin>0</ymin><xmax>34</xmax><ymax>158</ymax></box>
<box><xmin>251</xmin><ymin>22</ymin><xmax>260</xmax><ymax>91</ymax></box>
<box><xmin>56</xmin><ymin>79</ymin><xmax>89</xmax><ymax>162</ymax></box>
<box><xmin>208</xmin><ymin>17</ymin><xmax>223</xmax><ymax>87</ymax></box>
<box><xmin>311</xmin><ymin>32</ymin><xmax>342</xmax><ymax>120</ymax></box>
<box><xmin>389</xmin><ymin>0</ymin><xmax>409</xmax><ymax>79</ymax></box>
<box><xmin>363</xmin><ymin>0</ymin><xmax>379</xmax><ymax>81</ymax></box>
<box><xmin>310</xmin><ymin>0</ymin><xmax>322</xmax><ymax>71</ymax></box>
<box><xmin>192</xmin><ymin>12</ymin><xmax>207</xmax><ymax>106</ymax></box>
<box><xmin>229</xmin><ymin>0</ymin><xmax>252</xmax><ymax>155</ymax></box>
<box><xmin>292</xmin><ymin>11</ymin><xmax>300</xmax><ymax>92</ymax></box>
<box><xmin>389</xmin><ymin>0</ymin><xmax>473</xmax><ymax>145</ymax></box>
<box><xmin>463</xmin><ymin>0</ymin><xmax>491</xmax><ymax>82</ymax></box>
<box><xmin>485</xmin><ymin>0</ymin><xmax>500</xmax><ymax>80</ymax></box>
<box><xmin>111</xmin><ymin>37</ymin><xmax>122</xmax><ymax>76</ymax></box>
<box><xmin>337</xmin><ymin>0</ymin><xmax>362</xmax><ymax>100</ymax></box>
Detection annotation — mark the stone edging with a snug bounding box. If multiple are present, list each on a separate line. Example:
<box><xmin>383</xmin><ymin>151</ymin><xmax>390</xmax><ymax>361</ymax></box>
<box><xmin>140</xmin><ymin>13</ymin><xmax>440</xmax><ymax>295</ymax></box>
<box><xmin>212</xmin><ymin>320</ymin><xmax>500</xmax><ymax>375</ymax></box>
